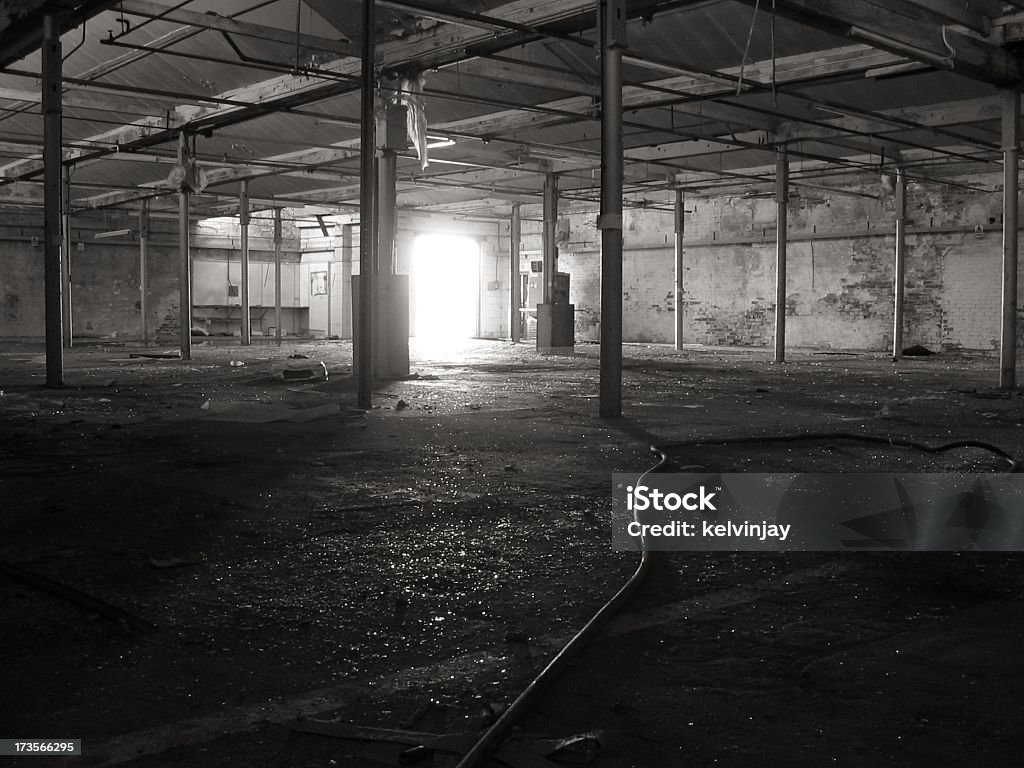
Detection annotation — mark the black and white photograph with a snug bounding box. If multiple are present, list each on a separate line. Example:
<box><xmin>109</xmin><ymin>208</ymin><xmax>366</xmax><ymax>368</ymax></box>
<box><xmin>2</xmin><ymin>2</ymin><xmax>1024</xmax><ymax>766</ymax></box>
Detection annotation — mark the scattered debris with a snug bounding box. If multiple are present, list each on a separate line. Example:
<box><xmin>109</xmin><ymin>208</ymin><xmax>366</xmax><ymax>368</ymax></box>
<box><xmin>548</xmin><ymin>731</ymin><xmax>604</xmax><ymax>763</ymax></box>
<box><xmin>272</xmin><ymin>355</ymin><xmax>328</xmax><ymax>381</ymax></box>
<box><xmin>877</xmin><ymin>398</ymin><xmax>912</xmax><ymax>419</ymax></box>
<box><xmin>495</xmin><ymin>731</ymin><xmax>605</xmax><ymax>767</ymax></box>
<box><xmin>229</xmin><ymin>360</ymin><xmax>245</xmax><ymax>367</ymax></box>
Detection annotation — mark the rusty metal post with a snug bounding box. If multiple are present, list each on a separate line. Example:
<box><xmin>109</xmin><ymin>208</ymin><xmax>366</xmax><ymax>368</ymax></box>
<box><xmin>774</xmin><ymin>149</ymin><xmax>788</xmax><ymax>364</ymax></box>
<box><xmin>43</xmin><ymin>14</ymin><xmax>64</xmax><ymax>386</ymax></box>
<box><xmin>1001</xmin><ymin>89</ymin><xmax>1020</xmax><ymax>389</ymax></box>
<box><xmin>893</xmin><ymin>168</ymin><xmax>906</xmax><ymax>360</ymax></box>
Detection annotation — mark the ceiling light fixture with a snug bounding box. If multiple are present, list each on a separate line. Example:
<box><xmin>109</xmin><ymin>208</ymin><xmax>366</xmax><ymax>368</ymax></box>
<box><xmin>94</xmin><ymin>229</ymin><xmax>131</xmax><ymax>239</ymax></box>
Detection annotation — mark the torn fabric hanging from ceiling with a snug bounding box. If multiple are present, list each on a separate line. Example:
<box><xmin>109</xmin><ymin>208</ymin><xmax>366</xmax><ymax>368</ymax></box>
<box><xmin>394</xmin><ymin>73</ymin><xmax>429</xmax><ymax>169</ymax></box>
<box><xmin>165</xmin><ymin>145</ymin><xmax>209</xmax><ymax>194</ymax></box>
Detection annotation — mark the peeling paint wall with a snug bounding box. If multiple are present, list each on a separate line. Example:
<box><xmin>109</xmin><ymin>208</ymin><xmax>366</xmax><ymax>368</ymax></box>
<box><xmin>0</xmin><ymin>210</ymin><xmax>303</xmax><ymax>341</ymax></box>
<box><xmin>4</xmin><ymin>172</ymin><xmax>1020</xmax><ymax>352</ymax></box>
<box><xmin>516</xmin><ymin>171</ymin><xmax>1022</xmax><ymax>352</ymax></box>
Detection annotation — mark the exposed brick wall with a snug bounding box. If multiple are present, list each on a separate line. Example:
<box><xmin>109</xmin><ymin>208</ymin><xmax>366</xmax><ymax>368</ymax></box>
<box><xmin>940</xmin><ymin>236</ymin><xmax>1001</xmax><ymax>350</ymax></box>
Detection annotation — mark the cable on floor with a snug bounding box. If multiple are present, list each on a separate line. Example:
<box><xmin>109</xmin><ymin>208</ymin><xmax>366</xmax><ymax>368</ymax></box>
<box><xmin>654</xmin><ymin>431</ymin><xmax>1020</xmax><ymax>472</ymax></box>
<box><xmin>453</xmin><ymin>446</ymin><xmax>666</xmax><ymax>768</ymax></box>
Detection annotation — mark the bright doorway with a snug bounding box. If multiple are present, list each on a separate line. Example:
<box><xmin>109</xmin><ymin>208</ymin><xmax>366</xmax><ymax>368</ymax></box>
<box><xmin>411</xmin><ymin>234</ymin><xmax>480</xmax><ymax>342</ymax></box>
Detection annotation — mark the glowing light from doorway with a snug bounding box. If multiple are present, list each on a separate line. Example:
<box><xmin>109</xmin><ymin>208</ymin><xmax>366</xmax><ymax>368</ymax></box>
<box><xmin>411</xmin><ymin>234</ymin><xmax>480</xmax><ymax>350</ymax></box>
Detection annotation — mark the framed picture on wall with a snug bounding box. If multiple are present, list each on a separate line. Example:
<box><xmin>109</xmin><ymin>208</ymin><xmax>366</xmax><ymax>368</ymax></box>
<box><xmin>310</xmin><ymin>271</ymin><xmax>328</xmax><ymax>296</ymax></box>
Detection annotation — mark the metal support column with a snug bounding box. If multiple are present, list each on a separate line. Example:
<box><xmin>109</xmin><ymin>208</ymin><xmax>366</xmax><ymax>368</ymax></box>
<box><xmin>341</xmin><ymin>223</ymin><xmax>353</xmax><ymax>339</ymax></box>
<box><xmin>674</xmin><ymin>188</ymin><xmax>685</xmax><ymax>351</ymax></box>
<box><xmin>178</xmin><ymin>133</ymin><xmax>191</xmax><ymax>360</ymax></box>
<box><xmin>42</xmin><ymin>14</ymin><xmax>63</xmax><ymax>386</ymax></box>
<box><xmin>274</xmin><ymin>208</ymin><xmax>283</xmax><ymax>346</ymax></box>
<box><xmin>543</xmin><ymin>173</ymin><xmax>558</xmax><ymax>304</ymax></box>
<box><xmin>1001</xmin><ymin>88</ymin><xmax>1020</xmax><ymax>389</ymax></box>
<box><xmin>327</xmin><ymin>261</ymin><xmax>333</xmax><ymax>338</ymax></box>
<box><xmin>61</xmin><ymin>164</ymin><xmax>72</xmax><ymax>348</ymax></box>
<box><xmin>139</xmin><ymin>199</ymin><xmax>150</xmax><ymax>343</ymax></box>
<box><xmin>378</xmin><ymin>149</ymin><xmax>397</xmax><ymax>275</ymax></box>
<box><xmin>598</xmin><ymin>0</ymin><xmax>626</xmax><ymax>418</ymax></box>
<box><xmin>893</xmin><ymin>168</ymin><xmax>906</xmax><ymax>361</ymax></box>
<box><xmin>510</xmin><ymin>203</ymin><xmax>522</xmax><ymax>342</ymax></box>
<box><xmin>774</xmin><ymin>150</ymin><xmax>788</xmax><ymax>364</ymax></box>
<box><xmin>357</xmin><ymin>0</ymin><xmax>376</xmax><ymax>408</ymax></box>
<box><xmin>239</xmin><ymin>180</ymin><xmax>251</xmax><ymax>345</ymax></box>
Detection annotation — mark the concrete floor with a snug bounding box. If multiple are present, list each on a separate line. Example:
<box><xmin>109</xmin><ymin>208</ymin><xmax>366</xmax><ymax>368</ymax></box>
<box><xmin>1</xmin><ymin>338</ymin><xmax>1023</xmax><ymax>767</ymax></box>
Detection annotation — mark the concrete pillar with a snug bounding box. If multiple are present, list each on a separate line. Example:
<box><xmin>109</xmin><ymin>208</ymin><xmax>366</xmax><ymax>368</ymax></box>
<box><xmin>510</xmin><ymin>204</ymin><xmax>522</xmax><ymax>342</ymax></box>
<box><xmin>139</xmin><ymin>199</ymin><xmax>150</xmax><ymax>343</ymax></box>
<box><xmin>239</xmin><ymin>180</ymin><xmax>251</xmax><ymax>345</ymax></box>
<box><xmin>1001</xmin><ymin>88</ymin><xmax>1020</xmax><ymax>389</ymax></box>
<box><xmin>42</xmin><ymin>14</ymin><xmax>63</xmax><ymax>386</ymax></box>
<box><xmin>892</xmin><ymin>168</ymin><xmax>906</xmax><ymax>361</ymax></box>
<box><xmin>674</xmin><ymin>188</ymin><xmax>685</xmax><ymax>351</ymax></box>
<box><xmin>598</xmin><ymin>0</ymin><xmax>625</xmax><ymax>418</ymax></box>
<box><xmin>357</xmin><ymin>0</ymin><xmax>376</xmax><ymax>408</ymax></box>
<box><xmin>774</xmin><ymin>149</ymin><xmax>788</xmax><ymax>364</ymax></box>
<box><xmin>274</xmin><ymin>208</ymin><xmax>283</xmax><ymax>346</ymax></box>
<box><xmin>178</xmin><ymin>133</ymin><xmax>191</xmax><ymax>361</ymax></box>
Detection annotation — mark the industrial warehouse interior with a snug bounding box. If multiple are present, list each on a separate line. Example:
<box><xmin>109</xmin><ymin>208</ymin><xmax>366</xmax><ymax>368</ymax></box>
<box><xmin>4</xmin><ymin>0</ymin><xmax>1024</xmax><ymax>766</ymax></box>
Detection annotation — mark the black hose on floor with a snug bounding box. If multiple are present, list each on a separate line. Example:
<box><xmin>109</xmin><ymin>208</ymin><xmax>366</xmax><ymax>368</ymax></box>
<box><xmin>453</xmin><ymin>447</ymin><xmax>666</xmax><ymax>768</ymax></box>
<box><xmin>654</xmin><ymin>431</ymin><xmax>1020</xmax><ymax>472</ymax></box>
<box><xmin>454</xmin><ymin>430</ymin><xmax>1018</xmax><ymax>766</ymax></box>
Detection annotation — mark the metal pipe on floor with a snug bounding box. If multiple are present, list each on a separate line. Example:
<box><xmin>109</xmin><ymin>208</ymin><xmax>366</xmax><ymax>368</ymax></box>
<box><xmin>42</xmin><ymin>14</ymin><xmax>63</xmax><ymax>387</ymax></box>
<box><xmin>61</xmin><ymin>164</ymin><xmax>73</xmax><ymax>348</ymax></box>
<box><xmin>598</xmin><ymin>0</ymin><xmax>625</xmax><ymax>419</ymax></box>
<box><xmin>674</xmin><ymin>188</ymin><xmax>685</xmax><ymax>351</ymax></box>
<box><xmin>510</xmin><ymin>203</ymin><xmax>521</xmax><ymax>342</ymax></box>
<box><xmin>892</xmin><ymin>168</ymin><xmax>906</xmax><ymax>361</ymax></box>
<box><xmin>1001</xmin><ymin>88</ymin><xmax>1019</xmax><ymax>390</ymax></box>
<box><xmin>139</xmin><ymin>199</ymin><xmax>150</xmax><ymax>344</ymax></box>
<box><xmin>774</xmin><ymin>149</ymin><xmax>788</xmax><ymax>365</ymax></box>
<box><xmin>274</xmin><ymin>208</ymin><xmax>283</xmax><ymax>346</ymax></box>
<box><xmin>178</xmin><ymin>132</ymin><xmax>191</xmax><ymax>361</ymax></box>
<box><xmin>239</xmin><ymin>179</ymin><xmax>251</xmax><ymax>345</ymax></box>
<box><xmin>357</xmin><ymin>0</ymin><xmax>376</xmax><ymax>409</ymax></box>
